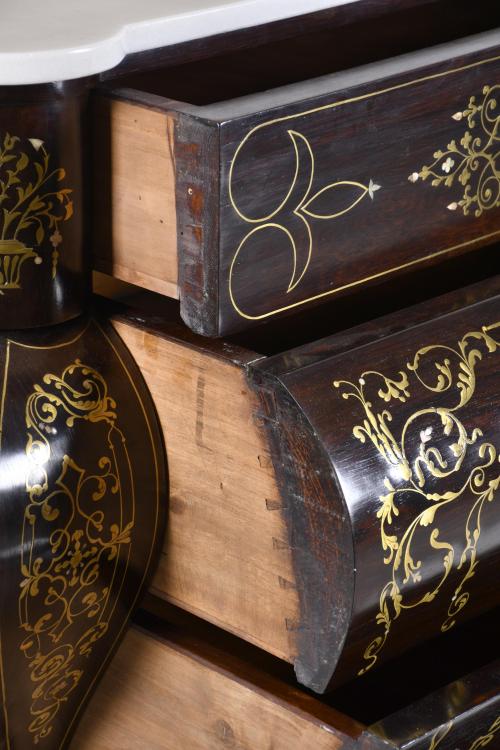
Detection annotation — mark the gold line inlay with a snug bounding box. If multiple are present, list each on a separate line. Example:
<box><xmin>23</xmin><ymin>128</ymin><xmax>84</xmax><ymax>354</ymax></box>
<box><xmin>334</xmin><ymin>322</ymin><xmax>500</xmax><ymax>674</ymax></box>
<box><xmin>228</xmin><ymin>52</ymin><xmax>500</xmax><ymax>321</ymax></box>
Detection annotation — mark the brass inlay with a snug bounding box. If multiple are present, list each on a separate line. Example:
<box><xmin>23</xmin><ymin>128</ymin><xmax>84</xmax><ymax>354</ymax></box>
<box><xmin>333</xmin><ymin>323</ymin><xmax>500</xmax><ymax>675</ymax></box>
<box><xmin>410</xmin><ymin>85</ymin><xmax>500</xmax><ymax>216</ymax></box>
<box><xmin>425</xmin><ymin>715</ymin><xmax>500</xmax><ymax>750</ymax></box>
<box><xmin>229</xmin><ymin>129</ymin><xmax>379</xmax><ymax>316</ymax></box>
<box><xmin>20</xmin><ymin>360</ymin><xmax>134</xmax><ymax>743</ymax></box>
<box><xmin>0</xmin><ymin>133</ymin><xmax>73</xmax><ymax>289</ymax></box>
<box><xmin>428</xmin><ymin>721</ymin><xmax>453</xmax><ymax>750</ymax></box>
<box><xmin>0</xmin><ymin>325</ymin><xmax>161</xmax><ymax>750</ymax></box>
<box><xmin>469</xmin><ymin>716</ymin><xmax>500</xmax><ymax>750</ymax></box>
<box><xmin>227</xmin><ymin>55</ymin><xmax>500</xmax><ymax>322</ymax></box>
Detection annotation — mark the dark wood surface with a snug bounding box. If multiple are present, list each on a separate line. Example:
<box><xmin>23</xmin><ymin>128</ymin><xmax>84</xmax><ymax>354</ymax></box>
<box><xmin>101</xmin><ymin>21</ymin><xmax>500</xmax><ymax>334</ymax></box>
<box><xmin>368</xmin><ymin>658</ymin><xmax>500</xmax><ymax>749</ymax></box>
<box><xmin>103</xmin><ymin>0</ymin><xmax>500</xmax><ymax>90</ymax></box>
<box><xmin>213</xmin><ymin>38</ymin><xmax>500</xmax><ymax>334</ymax></box>
<box><xmin>0</xmin><ymin>81</ymin><xmax>92</xmax><ymax>328</ymax></box>
<box><xmin>96</xmin><ymin>275</ymin><xmax>500</xmax><ymax>705</ymax></box>
<box><xmin>100</xmin><ymin>0</ymin><xmax>492</xmax><ymax>81</ymax></box>
<box><xmin>252</xmin><ymin>276</ymin><xmax>500</xmax><ymax>692</ymax></box>
<box><xmin>0</xmin><ymin>317</ymin><xmax>167</xmax><ymax>749</ymax></box>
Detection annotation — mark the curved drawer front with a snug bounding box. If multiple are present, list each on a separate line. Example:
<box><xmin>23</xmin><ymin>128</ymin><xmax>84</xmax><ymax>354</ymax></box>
<box><xmin>0</xmin><ymin>318</ymin><xmax>167</xmax><ymax>749</ymax></box>
<box><xmin>254</xmin><ymin>280</ymin><xmax>500</xmax><ymax>691</ymax></box>
<box><xmin>94</xmin><ymin>29</ymin><xmax>500</xmax><ymax>335</ymax></box>
<box><xmin>104</xmin><ymin>275</ymin><xmax>500</xmax><ymax>696</ymax></box>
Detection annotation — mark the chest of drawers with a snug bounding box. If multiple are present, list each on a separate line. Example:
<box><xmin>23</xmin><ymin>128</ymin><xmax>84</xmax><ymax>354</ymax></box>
<box><xmin>0</xmin><ymin>1</ymin><xmax>499</xmax><ymax>748</ymax></box>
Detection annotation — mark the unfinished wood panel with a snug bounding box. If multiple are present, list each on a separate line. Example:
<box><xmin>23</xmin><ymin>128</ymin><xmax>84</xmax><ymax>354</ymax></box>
<box><xmin>71</xmin><ymin>626</ymin><xmax>356</xmax><ymax>750</ymax></box>
<box><xmin>112</xmin><ymin>319</ymin><xmax>299</xmax><ymax>662</ymax></box>
<box><xmin>92</xmin><ymin>97</ymin><xmax>179</xmax><ymax>298</ymax></box>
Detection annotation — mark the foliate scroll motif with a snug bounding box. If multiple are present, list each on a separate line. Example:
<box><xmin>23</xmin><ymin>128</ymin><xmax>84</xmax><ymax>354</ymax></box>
<box><xmin>409</xmin><ymin>85</ymin><xmax>500</xmax><ymax>217</ymax></box>
<box><xmin>469</xmin><ymin>716</ymin><xmax>500</xmax><ymax>750</ymax></box>
<box><xmin>333</xmin><ymin>323</ymin><xmax>500</xmax><ymax>676</ymax></box>
<box><xmin>428</xmin><ymin>722</ymin><xmax>453</xmax><ymax>750</ymax></box>
<box><xmin>427</xmin><ymin>717</ymin><xmax>500</xmax><ymax>750</ymax></box>
<box><xmin>21</xmin><ymin>360</ymin><xmax>133</xmax><ymax>743</ymax></box>
<box><xmin>229</xmin><ymin>128</ymin><xmax>380</xmax><ymax>319</ymax></box>
<box><xmin>0</xmin><ymin>133</ymin><xmax>73</xmax><ymax>290</ymax></box>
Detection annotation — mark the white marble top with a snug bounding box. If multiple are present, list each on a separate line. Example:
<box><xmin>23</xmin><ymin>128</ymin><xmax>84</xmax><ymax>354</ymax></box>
<box><xmin>0</xmin><ymin>0</ymin><xmax>357</xmax><ymax>85</ymax></box>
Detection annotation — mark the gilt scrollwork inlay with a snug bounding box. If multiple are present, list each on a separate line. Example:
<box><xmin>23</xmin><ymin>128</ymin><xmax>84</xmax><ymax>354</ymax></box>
<box><xmin>20</xmin><ymin>360</ymin><xmax>134</xmax><ymax>743</ymax></box>
<box><xmin>469</xmin><ymin>716</ymin><xmax>500</xmax><ymax>750</ymax></box>
<box><xmin>0</xmin><ymin>132</ymin><xmax>73</xmax><ymax>290</ymax></box>
<box><xmin>333</xmin><ymin>323</ymin><xmax>500</xmax><ymax>675</ymax></box>
<box><xmin>428</xmin><ymin>721</ymin><xmax>454</xmax><ymax>750</ymax></box>
<box><xmin>409</xmin><ymin>85</ymin><xmax>500</xmax><ymax>216</ymax></box>
<box><xmin>426</xmin><ymin>715</ymin><xmax>500</xmax><ymax>750</ymax></box>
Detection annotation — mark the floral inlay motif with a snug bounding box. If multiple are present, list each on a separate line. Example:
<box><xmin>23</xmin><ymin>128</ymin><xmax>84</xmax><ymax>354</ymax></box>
<box><xmin>229</xmin><ymin>128</ymin><xmax>380</xmax><ymax>317</ymax></box>
<box><xmin>0</xmin><ymin>133</ymin><xmax>73</xmax><ymax>290</ymax></box>
<box><xmin>20</xmin><ymin>361</ymin><xmax>134</xmax><ymax>742</ymax></box>
<box><xmin>409</xmin><ymin>85</ymin><xmax>500</xmax><ymax>217</ymax></box>
<box><xmin>333</xmin><ymin>323</ymin><xmax>500</xmax><ymax>675</ymax></box>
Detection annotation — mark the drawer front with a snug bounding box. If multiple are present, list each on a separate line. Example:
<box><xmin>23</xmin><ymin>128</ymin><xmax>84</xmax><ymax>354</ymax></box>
<box><xmin>368</xmin><ymin>658</ymin><xmax>500</xmax><ymax>750</ymax></box>
<box><xmin>253</xmin><ymin>276</ymin><xmax>500</xmax><ymax>692</ymax></box>
<box><xmin>104</xmin><ymin>275</ymin><xmax>499</xmax><ymax>697</ymax></box>
<box><xmin>95</xmin><ymin>31</ymin><xmax>500</xmax><ymax>336</ymax></box>
<box><xmin>189</xmin><ymin>40</ymin><xmax>500</xmax><ymax>334</ymax></box>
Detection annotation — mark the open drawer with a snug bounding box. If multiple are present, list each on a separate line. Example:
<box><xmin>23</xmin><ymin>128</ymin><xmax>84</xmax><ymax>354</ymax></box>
<box><xmin>73</xmin><ymin>599</ymin><xmax>500</xmax><ymax>749</ymax></box>
<box><xmin>92</xmin><ymin>3</ymin><xmax>500</xmax><ymax>336</ymax></box>
<box><xmin>96</xmin><ymin>271</ymin><xmax>500</xmax><ymax>694</ymax></box>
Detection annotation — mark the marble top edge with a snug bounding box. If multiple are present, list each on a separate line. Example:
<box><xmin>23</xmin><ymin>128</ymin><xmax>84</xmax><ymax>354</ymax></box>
<box><xmin>0</xmin><ymin>0</ymin><xmax>357</xmax><ymax>85</ymax></box>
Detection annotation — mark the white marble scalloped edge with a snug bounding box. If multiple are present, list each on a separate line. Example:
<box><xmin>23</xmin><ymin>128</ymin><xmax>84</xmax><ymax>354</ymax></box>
<box><xmin>0</xmin><ymin>0</ymin><xmax>357</xmax><ymax>86</ymax></box>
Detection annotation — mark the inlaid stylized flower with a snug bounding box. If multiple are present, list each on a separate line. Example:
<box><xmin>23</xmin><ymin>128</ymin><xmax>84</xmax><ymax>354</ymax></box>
<box><xmin>441</xmin><ymin>156</ymin><xmax>455</xmax><ymax>173</ymax></box>
<box><xmin>28</xmin><ymin>138</ymin><xmax>44</xmax><ymax>151</ymax></box>
<box><xmin>0</xmin><ymin>132</ymin><xmax>74</xmax><ymax>286</ymax></box>
<box><xmin>50</xmin><ymin>229</ymin><xmax>63</xmax><ymax>248</ymax></box>
<box><xmin>409</xmin><ymin>84</ymin><xmax>500</xmax><ymax>217</ymax></box>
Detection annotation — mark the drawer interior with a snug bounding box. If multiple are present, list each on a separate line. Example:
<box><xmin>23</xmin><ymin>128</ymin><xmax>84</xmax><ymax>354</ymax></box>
<box><xmin>138</xmin><ymin>596</ymin><xmax>500</xmax><ymax>730</ymax></box>
<box><xmin>105</xmin><ymin>0</ymin><xmax>500</xmax><ymax>105</ymax></box>
<box><xmin>73</xmin><ymin>593</ymin><xmax>499</xmax><ymax>750</ymax></box>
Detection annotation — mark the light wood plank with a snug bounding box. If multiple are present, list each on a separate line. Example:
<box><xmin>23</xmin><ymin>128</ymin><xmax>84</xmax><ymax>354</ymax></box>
<box><xmin>93</xmin><ymin>98</ymin><xmax>179</xmax><ymax>297</ymax></box>
<box><xmin>71</xmin><ymin>625</ymin><xmax>355</xmax><ymax>750</ymax></box>
<box><xmin>112</xmin><ymin>319</ymin><xmax>299</xmax><ymax>663</ymax></box>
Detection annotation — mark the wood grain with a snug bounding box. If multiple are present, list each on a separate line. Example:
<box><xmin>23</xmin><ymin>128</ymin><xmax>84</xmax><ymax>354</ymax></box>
<box><xmin>69</xmin><ymin>608</ymin><xmax>500</xmax><ymax>750</ymax></box>
<box><xmin>71</xmin><ymin>622</ymin><xmax>358</xmax><ymax>750</ymax></box>
<box><xmin>254</xmin><ymin>276</ymin><xmax>500</xmax><ymax>691</ymax></box>
<box><xmin>93</xmin><ymin>25</ymin><xmax>500</xmax><ymax>335</ymax></box>
<box><xmin>111</xmin><ymin>315</ymin><xmax>299</xmax><ymax>663</ymax></box>
<box><xmin>92</xmin><ymin>96</ymin><xmax>179</xmax><ymax>298</ymax></box>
